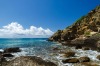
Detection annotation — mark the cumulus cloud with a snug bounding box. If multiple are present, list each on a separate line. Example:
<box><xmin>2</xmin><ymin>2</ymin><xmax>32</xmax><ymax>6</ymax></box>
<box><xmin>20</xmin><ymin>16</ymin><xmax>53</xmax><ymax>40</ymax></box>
<box><xmin>0</xmin><ymin>22</ymin><xmax>54</xmax><ymax>38</ymax></box>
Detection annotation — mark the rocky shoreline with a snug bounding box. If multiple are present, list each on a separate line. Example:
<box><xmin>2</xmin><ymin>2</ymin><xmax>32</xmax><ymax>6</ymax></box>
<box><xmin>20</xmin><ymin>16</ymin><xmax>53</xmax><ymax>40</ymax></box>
<box><xmin>53</xmin><ymin>44</ymin><xmax>100</xmax><ymax>66</ymax></box>
<box><xmin>47</xmin><ymin>5</ymin><xmax>100</xmax><ymax>66</ymax></box>
<box><xmin>0</xmin><ymin>44</ymin><xmax>100</xmax><ymax>66</ymax></box>
<box><xmin>0</xmin><ymin>47</ymin><xmax>57</xmax><ymax>66</ymax></box>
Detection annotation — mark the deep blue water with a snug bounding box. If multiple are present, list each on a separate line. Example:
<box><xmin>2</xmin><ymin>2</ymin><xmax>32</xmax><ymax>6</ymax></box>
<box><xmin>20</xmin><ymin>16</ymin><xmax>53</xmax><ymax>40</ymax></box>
<box><xmin>0</xmin><ymin>38</ymin><xmax>56</xmax><ymax>49</ymax></box>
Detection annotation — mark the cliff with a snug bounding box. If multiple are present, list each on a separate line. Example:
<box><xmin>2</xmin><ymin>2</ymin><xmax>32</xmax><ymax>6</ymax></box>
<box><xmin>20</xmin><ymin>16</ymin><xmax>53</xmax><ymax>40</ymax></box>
<box><xmin>48</xmin><ymin>5</ymin><xmax>100</xmax><ymax>49</ymax></box>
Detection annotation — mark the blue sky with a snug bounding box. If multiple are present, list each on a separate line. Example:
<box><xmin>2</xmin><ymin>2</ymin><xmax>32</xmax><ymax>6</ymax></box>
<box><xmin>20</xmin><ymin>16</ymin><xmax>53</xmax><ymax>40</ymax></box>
<box><xmin>0</xmin><ymin>0</ymin><xmax>99</xmax><ymax>38</ymax></box>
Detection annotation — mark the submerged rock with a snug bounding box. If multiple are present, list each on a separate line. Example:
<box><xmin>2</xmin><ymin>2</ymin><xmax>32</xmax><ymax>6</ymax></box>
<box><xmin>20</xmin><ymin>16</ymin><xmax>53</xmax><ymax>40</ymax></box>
<box><xmin>4</xmin><ymin>56</ymin><xmax>57</xmax><ymax>66</ymax></box>
<box><xmin>4</xmin><ymin>47</ymin><xmax>21</xmax><ymax>53</ymax></box>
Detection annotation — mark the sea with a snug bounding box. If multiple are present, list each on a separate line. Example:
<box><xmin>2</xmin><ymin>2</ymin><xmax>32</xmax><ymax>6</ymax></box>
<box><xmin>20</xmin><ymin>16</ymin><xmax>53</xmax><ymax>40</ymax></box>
<box><xmin>0</xmin><ymin>38</ymin><xmax>100</xmax><ymax>66</ymax></box>
<box><xmin>0</xmin><ymin>38</ymin><xmax>52</xmax><ymax>49</ymax></box>
<box><xmin>0</xmin><ymin>38</ymin><xmax>61</xmax><ymax>64</ymax></box>
<box><xmin>0</xmin><ymin>38</ymin><xmax>60</xmax><ymax>58</ymax></box>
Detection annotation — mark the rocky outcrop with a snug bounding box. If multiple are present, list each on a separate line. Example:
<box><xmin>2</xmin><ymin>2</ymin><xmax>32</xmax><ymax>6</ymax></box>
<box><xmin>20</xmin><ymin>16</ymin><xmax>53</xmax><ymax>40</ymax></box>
<box><xmin>48</xmin><ymin>5</ymin><xmax>100</xmax><ymax>41</ymax></box>
<box><xmin>48</xmin><ymin>5</ymin><xmax>100</xmax><ymax>50</ymax></box>
<box><xmin>3</xmin><ymin>56</ymin><xmax>57</xmax><ymax>66</ymax></box>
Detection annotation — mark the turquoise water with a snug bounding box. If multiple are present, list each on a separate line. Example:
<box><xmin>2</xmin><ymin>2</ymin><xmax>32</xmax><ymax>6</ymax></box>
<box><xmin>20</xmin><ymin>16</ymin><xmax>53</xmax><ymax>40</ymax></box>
<box><xmin>0</xmin><ymin>38</ymin><xmax>56</xmax><ymax>49</ymax></box>
<box><xmin>0</xmin><ymin>38</ymin><xmax>59</xmax><ymax>60</ymax></box>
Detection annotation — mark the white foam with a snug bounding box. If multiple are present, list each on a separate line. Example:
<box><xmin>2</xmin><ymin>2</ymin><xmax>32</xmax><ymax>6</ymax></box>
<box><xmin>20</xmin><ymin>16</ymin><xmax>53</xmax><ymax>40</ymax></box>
<box><xmin>55</xmin><ymin>46</ymin><xmax>100</xmax><ymax>66</ymax></box>
<box><xmin>5</xmin><ymin>45</ymin><xmax>100</xmax><ymax>66</ymax></box>
<box><xmin>0</xmin><ymin>49</ymin><xmax>4</xmax><ymax>52</ymax></box>
<box><xmin>75</xmin><ymin>49</ymin><xmax>100</xmax><ymax>61</ymax></box>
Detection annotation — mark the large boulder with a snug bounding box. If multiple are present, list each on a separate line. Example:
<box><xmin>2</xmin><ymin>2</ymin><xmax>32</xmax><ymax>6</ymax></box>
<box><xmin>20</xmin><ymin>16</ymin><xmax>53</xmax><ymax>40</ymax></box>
<box><xmin>4</xmin><ymin>47</ymin><xmax>21</xmax><ymax>53</ymax></box>
<box><xmin>5</xmin><ymin>56</ymin><xmax>57</xmax><ymax>66</ymax></box>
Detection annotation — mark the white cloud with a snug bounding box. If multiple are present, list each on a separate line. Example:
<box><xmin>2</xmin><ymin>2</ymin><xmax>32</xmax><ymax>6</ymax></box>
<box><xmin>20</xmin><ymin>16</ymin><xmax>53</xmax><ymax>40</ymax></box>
<box><xmin>0</xmin><ymin>22</ymin><xmax>54</xmax><ymax>38</ymax></box>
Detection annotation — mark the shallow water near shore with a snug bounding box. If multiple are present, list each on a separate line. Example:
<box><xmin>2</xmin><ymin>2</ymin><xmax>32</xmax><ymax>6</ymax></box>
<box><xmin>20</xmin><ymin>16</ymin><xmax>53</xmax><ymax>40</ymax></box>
<box><xmin>0</xmin><ymin>38</ymin><xmax>100</xmax><ymax>66</ymax></box>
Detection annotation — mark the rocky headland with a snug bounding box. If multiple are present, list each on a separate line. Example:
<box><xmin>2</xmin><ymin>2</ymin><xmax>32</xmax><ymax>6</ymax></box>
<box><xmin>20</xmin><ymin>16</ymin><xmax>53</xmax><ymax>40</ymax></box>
<box><xmin>48</xmin><ymin>5</ymin><xmax>100</xmax><ymax>50</ymax></box>
<box><xmin>48</xmin><ymin>5</ymin><xmax>100</xmax><ymax>66</ymax></box>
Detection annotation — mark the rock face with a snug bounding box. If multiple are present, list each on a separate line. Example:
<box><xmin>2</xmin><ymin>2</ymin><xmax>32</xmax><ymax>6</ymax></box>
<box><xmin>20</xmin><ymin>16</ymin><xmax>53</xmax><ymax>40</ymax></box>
<box><xmin>3</xmin><ymin>56</ymin><xmax>57</xmax><ymax>66</ymax></box>
<box><xmin>48</xmin><ymin>5</ymin><xmax>100</xmax><ymax>49</ymax></box>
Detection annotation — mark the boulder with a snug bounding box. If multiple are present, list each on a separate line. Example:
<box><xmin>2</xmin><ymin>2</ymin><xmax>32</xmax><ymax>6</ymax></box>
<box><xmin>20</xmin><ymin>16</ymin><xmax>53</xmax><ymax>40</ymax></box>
<box><xmin>52</xmin><ymin>47</ymin><xmax>60</xmax><ymax>50</ymax></box>
<box><xmin>2</xmin><ymin>53</ymin><xmax>14</xmax><ymax>57</ymax></box>
<box><xmin>75</xmin><ymin>45</ymin><xmax>82</xmax><ymax>49</ymax></box>
<box><xmin>62</xmin><ymin>58</ymin><xmax>79</xmax><ymax>63</ymax></box>
<box><xmin>5</xmin><ymin>56</ymin><xmax>57</xmax><ymax>66</ymax></box>
<box><xmin>79</xmin><ymin>57</ymin><xmax>90</xmax><ymax>62</ymax></box>
<box><xmin>82</xmin><ymin>47</ymin><xmax>90</xmax><ymax>50</ymax></box>
<box><xmin>81</xmin><ymin>62</ymin><xmax>99</xmax><ymax>66</ymax></box>
<box><xmin>4</xmin><ymin>47</ymin><xmax>21</xmax><ymax>53</ymax></box>
<box><xmin>96</xmin><ymin>55</ymin><xmax>100</xmax><ymax>60</ymax></box>
<box><xmin>63</xmin><ymin>51</ymin><xmax>75</xmax><ymax>57</ymax></box>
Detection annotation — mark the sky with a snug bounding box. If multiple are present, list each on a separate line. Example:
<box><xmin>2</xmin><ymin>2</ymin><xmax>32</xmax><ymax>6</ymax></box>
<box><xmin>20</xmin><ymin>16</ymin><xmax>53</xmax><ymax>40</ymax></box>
<box><xmin>0</xmin><ymin>0</ymin><xmax>100</xmax><ymax>38</ymax></box>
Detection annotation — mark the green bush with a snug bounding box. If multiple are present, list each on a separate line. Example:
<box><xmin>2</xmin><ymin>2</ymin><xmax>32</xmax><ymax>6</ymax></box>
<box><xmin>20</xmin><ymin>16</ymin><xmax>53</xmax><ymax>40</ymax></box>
<box><xmin>96</xmin><ymin>5</ymin><xmax>100</xmax><ymax>10</ymax></box>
